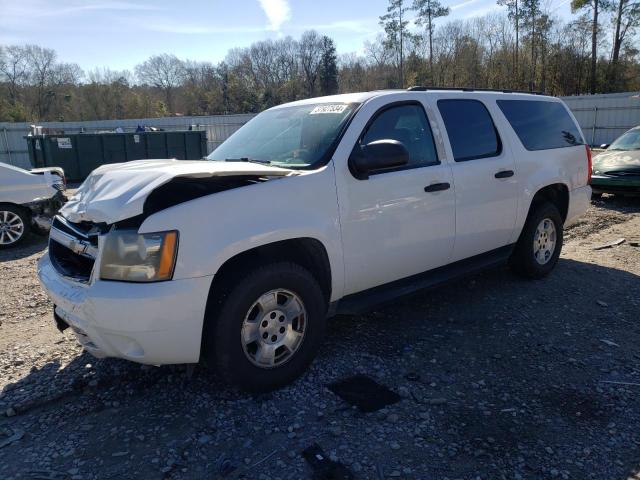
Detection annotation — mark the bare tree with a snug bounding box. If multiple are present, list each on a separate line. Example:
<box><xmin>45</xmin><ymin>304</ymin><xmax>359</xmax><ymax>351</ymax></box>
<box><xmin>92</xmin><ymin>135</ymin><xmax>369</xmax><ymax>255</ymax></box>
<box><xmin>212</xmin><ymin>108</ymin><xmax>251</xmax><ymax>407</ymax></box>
<box><xmin>497</xmin><ymin>0</ymin><xmax>522</xmax><ymax>86</ymax></box>
<box><xmin>298</xmin><ymin>31</ymin><xmax>323</xmax><ymax>96</ymax></box>
<box><xmin>609</xmin><ymin>0</ymin><xmax>640</xmax><ymax>87</ymax></box>
<box><xmin>25</xmin><ymin>45</ymin><xmax>59</xmax><ymax>119</ymax></box>
<box><xmin>135</xmin><ymin>54</ymin><xmax>185</xmax><ymax>113</ymax></box>
<box><xmin>0</xmin><ymin>45</ymin><xmax>30</xmax><ymax>105</ymax></box>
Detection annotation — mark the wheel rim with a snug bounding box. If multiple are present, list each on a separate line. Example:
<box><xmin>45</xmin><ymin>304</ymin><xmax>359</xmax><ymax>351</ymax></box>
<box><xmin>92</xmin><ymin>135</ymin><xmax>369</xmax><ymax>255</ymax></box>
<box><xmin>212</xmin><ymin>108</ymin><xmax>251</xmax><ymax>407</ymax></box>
<box><xmin>241</xmin><ymin>289</ymin><xmax>307</xmax><ymax>368</ymax></box>
<box><xmin>533</xmin><ymin>218</ymin><xmax>557</xmax><ymax>265</ymax></box>
<box><xmin>0</xmin><ymin>211</ymin><xmax>25</xmax><ymax>245</ymax></box>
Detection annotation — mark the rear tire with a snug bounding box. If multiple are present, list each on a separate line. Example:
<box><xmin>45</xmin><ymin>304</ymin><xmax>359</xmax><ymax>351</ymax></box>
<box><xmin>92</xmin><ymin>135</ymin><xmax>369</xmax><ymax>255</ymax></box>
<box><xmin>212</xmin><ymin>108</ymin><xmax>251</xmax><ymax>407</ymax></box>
<box><xmin>206</xmin><ymin>262</ymin><xmax>327</xmax><ymax>392</ymax></box>
<box><xmin>0</xmin><ymin>205</ymin><xmax>29</xmax><ymax>249</ymax></box>
<box><xmin>510</xmin><ymin>202</ymin><xmax>563</xmax><ymax>279</ymax></box>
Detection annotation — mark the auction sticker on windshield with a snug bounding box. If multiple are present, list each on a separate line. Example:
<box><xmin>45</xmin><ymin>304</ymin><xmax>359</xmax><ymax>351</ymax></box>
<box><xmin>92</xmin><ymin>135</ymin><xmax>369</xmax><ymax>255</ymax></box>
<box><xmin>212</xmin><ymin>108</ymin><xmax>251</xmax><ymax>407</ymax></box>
<box><xmin>310</xmin><ymin>104</ymin><xmax>348</xmax><ymax>114</ymax></box>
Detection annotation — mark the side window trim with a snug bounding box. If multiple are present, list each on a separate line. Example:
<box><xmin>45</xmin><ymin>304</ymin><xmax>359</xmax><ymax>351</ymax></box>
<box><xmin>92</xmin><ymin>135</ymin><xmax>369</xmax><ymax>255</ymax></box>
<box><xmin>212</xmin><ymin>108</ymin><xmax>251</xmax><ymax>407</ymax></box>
<box><xmin>437</xmin><ymin>98</ymin><xmax>503</xmax><ymax>162</ymax></box>
<box><xmin>355</xmin><ymin>100</ymin><xmax>440</xmax><ymax>177</ymax></box>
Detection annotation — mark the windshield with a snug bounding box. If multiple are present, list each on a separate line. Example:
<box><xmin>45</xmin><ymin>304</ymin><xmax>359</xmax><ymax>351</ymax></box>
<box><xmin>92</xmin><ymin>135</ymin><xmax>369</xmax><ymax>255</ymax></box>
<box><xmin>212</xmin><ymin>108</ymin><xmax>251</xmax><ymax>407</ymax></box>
<box><xmin>609</xmin><ymin>129</ymin><xmax>640</xmax><ymax>151</ymax></box>
<box><xmin>207</xmin><ymin>103</ymin><xmax>359</xmax><ymax>168</ymax></box>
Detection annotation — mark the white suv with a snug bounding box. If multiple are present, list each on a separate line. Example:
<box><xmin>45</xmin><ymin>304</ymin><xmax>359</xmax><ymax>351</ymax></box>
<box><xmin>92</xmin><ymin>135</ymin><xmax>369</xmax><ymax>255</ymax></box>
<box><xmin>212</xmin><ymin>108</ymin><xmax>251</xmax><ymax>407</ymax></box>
<box><xmin>38</xmin><ymin>89</ymin><xmax>591</xmax><ymax>391</ymax></box>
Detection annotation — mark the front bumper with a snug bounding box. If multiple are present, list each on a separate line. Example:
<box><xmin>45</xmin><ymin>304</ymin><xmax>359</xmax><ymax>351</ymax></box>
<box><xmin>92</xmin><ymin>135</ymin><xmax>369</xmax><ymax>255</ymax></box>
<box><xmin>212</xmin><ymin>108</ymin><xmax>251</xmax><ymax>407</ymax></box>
<box><xmin>591</xmin><ymin>175</ymin><xmax>640</xmax><ymax>195</ymax></box>
<box><xmin>38</xmin><ymin>253</ymin><xmax>212</xmax><ymax>365</ymax></box>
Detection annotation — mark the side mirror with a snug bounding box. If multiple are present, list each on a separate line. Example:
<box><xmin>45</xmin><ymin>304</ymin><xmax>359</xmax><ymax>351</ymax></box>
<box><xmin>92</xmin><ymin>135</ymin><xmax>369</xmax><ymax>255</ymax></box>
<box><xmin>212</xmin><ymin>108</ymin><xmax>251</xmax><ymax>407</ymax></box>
<box><xmin>600</xmin><ymin>143</ymin><xmax>609</xmax><ymax>149</ymax></box>
<box><xmin>349</xmin><ymin>139</ymin><xmax>409</xmax><ymax>180</ymax></box>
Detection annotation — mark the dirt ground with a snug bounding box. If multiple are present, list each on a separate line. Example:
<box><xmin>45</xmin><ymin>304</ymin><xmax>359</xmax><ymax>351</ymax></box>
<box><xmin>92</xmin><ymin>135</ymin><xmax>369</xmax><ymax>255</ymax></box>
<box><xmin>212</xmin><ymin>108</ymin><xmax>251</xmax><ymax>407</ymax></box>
<box><xmin>1</xmin><ymin>195</ymin><xmax>639</xmax><ymax>480</ymax></box>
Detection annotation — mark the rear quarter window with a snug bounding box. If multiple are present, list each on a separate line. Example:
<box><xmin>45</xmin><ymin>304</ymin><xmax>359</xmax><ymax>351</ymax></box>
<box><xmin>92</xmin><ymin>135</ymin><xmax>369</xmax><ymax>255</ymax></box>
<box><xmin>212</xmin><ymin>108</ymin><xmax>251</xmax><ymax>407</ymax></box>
<box><xmin>497</xmin><ymin>100</ymin><xmax>584</xmax><ymax>151</ymax></box>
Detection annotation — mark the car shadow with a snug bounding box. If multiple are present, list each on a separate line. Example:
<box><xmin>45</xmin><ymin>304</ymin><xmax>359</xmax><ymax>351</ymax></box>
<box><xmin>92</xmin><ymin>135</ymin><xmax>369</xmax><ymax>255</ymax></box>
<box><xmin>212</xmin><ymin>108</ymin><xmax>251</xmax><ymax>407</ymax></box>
<box><xmin>0</xmin><ymin>233</ymin><xmax>47</xmax><ymax>262</ymax></box>
<box><xmin>591</xmin><ymin>193</ymin><xmax>640</xmax><ymax>213</ymax></box>
<box><xmin>1</xmin><ymin>257</ymin><xmax>639</xmax><ymax>479</ymax></box>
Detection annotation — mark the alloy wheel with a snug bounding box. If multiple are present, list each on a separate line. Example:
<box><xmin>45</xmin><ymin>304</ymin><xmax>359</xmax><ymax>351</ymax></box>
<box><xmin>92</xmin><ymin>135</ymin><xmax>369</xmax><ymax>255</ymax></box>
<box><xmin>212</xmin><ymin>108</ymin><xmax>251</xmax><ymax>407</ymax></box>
<box><xmin>0</xmin><ymin>210</ymin><xmax>25</xmax><ymax>246</ymax></box>
<box><xmin>533</xmin><ymin>217</ymin><xmax>556</xmax><ymax>265</ymax></box>
<box><xmin>241</xmin><ymin>289</ymin><xmax>307</xmax><ymax>368</ymax></box>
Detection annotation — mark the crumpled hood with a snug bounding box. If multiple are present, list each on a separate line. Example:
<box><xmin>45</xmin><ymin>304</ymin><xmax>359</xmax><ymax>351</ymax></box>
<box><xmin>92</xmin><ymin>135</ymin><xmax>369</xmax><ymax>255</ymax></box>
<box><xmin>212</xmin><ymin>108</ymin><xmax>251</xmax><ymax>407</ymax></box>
<box><xmin>60</xmin><ymin>159</ymin><xmax>295</xmax><ymax>224</ymax></box>
<box><xmin>593</xmin><ymin>150</ymin><xmax>640</xmax><ymax>174</ymax></box>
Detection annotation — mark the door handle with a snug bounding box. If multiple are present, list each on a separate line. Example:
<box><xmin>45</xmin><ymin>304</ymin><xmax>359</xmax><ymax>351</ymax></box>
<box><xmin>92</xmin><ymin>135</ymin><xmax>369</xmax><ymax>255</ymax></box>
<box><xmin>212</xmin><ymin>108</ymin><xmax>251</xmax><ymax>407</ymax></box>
<box><xmin>424</xmin><ymin>182</ymin><xmax>451</xmax><ymax>192</ymax></box>
<box><xmin>495</xmin><ymin>170</ymin><xmax>514</xmax><ymax>179</ymax></box>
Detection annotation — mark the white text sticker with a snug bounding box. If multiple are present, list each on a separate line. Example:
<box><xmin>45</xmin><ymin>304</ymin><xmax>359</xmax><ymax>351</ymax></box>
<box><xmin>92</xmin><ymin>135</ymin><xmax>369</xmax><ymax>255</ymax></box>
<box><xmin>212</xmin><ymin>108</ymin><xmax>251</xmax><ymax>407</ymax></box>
<box><xmin>310</xmin><ymin>104</ymin><xmax>348</xmax><ymax>115</ymax></box>
<box><xmin>56</xmin><ymin>138</ymin><xmax>72</xmax><ymax>149</ymax></box>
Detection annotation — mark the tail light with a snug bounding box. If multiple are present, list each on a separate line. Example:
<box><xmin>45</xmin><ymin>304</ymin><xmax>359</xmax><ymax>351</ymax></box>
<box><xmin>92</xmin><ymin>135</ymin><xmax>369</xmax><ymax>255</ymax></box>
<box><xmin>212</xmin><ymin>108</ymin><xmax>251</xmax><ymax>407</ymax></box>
<box><xmin>585</xmin><ymin>145</ymin><xmax>592</xmax><ymax>184</ymax></box>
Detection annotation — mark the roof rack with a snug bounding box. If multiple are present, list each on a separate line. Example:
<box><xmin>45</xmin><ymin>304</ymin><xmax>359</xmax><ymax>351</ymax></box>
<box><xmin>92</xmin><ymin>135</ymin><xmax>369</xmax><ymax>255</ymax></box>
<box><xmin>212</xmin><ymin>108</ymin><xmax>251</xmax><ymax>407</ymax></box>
<box><xmin>407</xmin><ymin>86</ymin><xmax>544</xmax><ymax>95</ymax></box>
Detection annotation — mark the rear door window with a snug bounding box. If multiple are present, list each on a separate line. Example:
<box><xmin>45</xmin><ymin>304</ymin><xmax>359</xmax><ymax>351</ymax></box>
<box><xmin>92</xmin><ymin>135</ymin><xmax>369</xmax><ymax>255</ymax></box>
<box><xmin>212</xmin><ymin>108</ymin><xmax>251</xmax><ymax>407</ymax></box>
<box><xmin>437</xmin><ymin>99</ymin><xmax>502</xmax><ymax>162</ymax></box>
<box><xmin>497</xmin><ymin>100</ymin><xmax>584</xmax><ymax>150</ymax></box>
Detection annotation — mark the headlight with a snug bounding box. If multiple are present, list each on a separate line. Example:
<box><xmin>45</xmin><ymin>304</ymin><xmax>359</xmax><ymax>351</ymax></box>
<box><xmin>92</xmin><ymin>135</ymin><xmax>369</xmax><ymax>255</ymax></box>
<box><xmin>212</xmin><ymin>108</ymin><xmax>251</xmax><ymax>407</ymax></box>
<box><xmin>100</xmin><ymin>230</ymin><xmax>178</xmax><ymax>282</ymax></box>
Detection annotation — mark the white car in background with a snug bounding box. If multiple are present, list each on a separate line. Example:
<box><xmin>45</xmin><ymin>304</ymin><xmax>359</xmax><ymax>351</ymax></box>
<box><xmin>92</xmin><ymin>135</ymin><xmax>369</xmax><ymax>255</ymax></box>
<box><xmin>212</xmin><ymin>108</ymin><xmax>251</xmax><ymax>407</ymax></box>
<box><xmin>0</xmin><ymin>162</ymin><xmax>66</xmax><ymax>248</ymax></box>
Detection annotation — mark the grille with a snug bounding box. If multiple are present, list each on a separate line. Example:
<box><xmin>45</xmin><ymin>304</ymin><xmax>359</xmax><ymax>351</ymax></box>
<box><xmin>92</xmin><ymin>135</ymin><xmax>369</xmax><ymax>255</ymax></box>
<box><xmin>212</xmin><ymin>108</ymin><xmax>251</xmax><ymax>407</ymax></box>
<box><xmin>49</xmin><ymin>216</ymin><xmax>99</xmax><ymax>282</ymax></box>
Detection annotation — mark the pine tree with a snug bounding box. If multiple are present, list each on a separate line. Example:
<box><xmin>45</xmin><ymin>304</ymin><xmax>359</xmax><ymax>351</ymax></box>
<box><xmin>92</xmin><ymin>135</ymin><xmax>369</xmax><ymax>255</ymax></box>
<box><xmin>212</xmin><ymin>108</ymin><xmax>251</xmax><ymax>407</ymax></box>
<box><xmin>413</xmin><ymin>0</ymin><xmax>449</xmax><ymax>83</ymax></box>
<box><xmin>571</xmin><ymin>0</ymin><xmax>613</xmax><ymax>93</ymax></box>
<box><xmin>319</xmin><ymin>36</ymin><xmax>339</xmax><ymax>95</ymax></box>
<box><xmin>379</xmin><ymin>0</ymin><xmax>412</xmax><ymax>87</ymax></box>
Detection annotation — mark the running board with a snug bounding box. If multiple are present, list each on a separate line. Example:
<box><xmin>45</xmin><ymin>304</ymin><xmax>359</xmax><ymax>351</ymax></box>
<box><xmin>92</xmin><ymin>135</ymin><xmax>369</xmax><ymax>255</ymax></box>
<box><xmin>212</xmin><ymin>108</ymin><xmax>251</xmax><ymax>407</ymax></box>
<box><xmin>333</xmin><ymin>244</ymin><xmax>514</xmax><ymax>316</ymax></box>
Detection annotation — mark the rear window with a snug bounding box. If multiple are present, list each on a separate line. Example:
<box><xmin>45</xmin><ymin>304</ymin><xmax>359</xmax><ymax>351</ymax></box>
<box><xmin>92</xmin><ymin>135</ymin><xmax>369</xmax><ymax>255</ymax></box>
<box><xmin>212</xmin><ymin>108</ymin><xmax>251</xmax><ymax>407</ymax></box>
<box><xmin>437</xmin><ymin>99</ymin><xmax>502</xmax><ymax>162</ymax></box>
<box><xmin>497</xmin><ymin>100</ymin><xmax>583</xmax><ymax>150</ymax></box>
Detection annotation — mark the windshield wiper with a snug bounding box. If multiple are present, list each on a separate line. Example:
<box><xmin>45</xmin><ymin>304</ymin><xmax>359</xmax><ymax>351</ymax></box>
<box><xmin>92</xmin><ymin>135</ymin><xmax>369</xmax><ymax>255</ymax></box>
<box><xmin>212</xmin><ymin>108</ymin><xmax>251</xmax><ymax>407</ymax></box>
<box><xmin>224</xmin><ymin>157</ymin><xmax>271</xmax><ymax>165</ymax></box>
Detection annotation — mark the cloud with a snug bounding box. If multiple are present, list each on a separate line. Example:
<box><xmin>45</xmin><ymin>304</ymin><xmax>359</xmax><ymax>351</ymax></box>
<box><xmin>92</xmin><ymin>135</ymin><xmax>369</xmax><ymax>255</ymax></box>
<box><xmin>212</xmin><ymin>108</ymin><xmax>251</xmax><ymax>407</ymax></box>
<box><xmin>3</xmin><ymin>0</ymin><xmax>162</xmax><ymax>18</ymax></box>
<box><xmin>258</xmin><ymin>0</ymin><xmax>291</xmax><ymax>31</ymax></box>
<box><xmin>295</xmin><ymin>19</ymin><xmax>378</xmax><ymax>34</ymax></box>
<box><xmin>138</xmin><ymin>22</ymin><xmax>267</xmax><ymax>35</ymax></box>
<box><xmin>450</xmin><ymin>0</ymin><xmax>480</xmax><ymax>10</ymax></box>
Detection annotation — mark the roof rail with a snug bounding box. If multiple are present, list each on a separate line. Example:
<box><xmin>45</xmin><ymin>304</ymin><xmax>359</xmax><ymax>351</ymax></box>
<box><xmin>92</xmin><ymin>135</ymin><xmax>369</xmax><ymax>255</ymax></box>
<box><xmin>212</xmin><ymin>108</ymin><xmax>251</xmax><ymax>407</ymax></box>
<box><xmin>407</xmin><ymin>86</ymin><xmax>544</xmax><ymax>95</ymax></box>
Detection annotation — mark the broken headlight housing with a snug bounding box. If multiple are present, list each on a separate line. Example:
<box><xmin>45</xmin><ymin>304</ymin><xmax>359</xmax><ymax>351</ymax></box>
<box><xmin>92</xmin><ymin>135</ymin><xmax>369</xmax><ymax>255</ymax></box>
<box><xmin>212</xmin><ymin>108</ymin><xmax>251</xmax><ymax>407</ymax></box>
<box><xmin>99</xmin><ymin>230</ymin><xmax>178</xmax><ymax>282</ymax></box>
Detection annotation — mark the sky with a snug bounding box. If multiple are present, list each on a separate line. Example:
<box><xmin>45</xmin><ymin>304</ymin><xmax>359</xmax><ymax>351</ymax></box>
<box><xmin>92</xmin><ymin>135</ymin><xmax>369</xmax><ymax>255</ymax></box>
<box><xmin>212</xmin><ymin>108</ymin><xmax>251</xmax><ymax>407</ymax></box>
<box><xmin>0</xmin><ymin>0</ymin><xmax>575</xmax><ymax>72</ymax></box>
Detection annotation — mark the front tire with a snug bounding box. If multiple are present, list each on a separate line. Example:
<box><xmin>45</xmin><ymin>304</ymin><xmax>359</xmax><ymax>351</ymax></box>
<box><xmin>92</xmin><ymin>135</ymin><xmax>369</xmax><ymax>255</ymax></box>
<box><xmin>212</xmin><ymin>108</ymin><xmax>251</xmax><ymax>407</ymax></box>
<box><xmin>510</xmin><ymin>202</ymin><xmax>563</xmax><ymax>279</ymax></box>
<box><xmin>0</xmin><ymin>205</ymin><xmax>29</xmax><ymax>249</ymax></box>
<box><xmin>207</xmin><ymin>262</ymin><xmax>327</xmax><ymax>392</ymax></box>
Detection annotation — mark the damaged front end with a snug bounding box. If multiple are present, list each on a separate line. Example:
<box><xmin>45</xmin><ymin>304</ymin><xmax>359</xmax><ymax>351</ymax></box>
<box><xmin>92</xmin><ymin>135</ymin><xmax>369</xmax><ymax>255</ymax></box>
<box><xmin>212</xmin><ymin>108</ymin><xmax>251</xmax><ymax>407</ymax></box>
<box><xmin>26</xmin><ymin>190</ymin><xmax>67</xmax><ymax>233</ymax></box>
<box><xmin>143</xmin><ymin>174</ymin><xmax>269</xmax><ymax>219</ymax></box>
<box><xmin>48</xmin><ymin>159</ymin><xmax>295</xmax><ymax>283</ymax></box>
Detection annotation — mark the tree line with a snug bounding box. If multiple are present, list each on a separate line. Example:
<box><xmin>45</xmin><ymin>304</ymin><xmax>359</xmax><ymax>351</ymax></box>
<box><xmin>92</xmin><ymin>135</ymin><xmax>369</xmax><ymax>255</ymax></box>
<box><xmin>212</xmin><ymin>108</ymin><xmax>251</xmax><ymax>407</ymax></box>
<box><xmin>0</xmin><ymin>0</ymin><xmax>638</xmax><ymax>123</ymax></box>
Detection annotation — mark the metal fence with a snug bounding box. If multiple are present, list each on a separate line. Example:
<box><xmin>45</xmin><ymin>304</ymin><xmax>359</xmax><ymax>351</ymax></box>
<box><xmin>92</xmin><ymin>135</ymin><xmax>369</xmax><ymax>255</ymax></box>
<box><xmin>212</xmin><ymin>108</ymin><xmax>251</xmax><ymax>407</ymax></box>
<box><xmin>560</xmin><ymin>92</ymin><xmax>640</xmax><ymax>146</ymax></box>
<box><xmin>2</xmin><ymin>92</ymin><xmax>640</xmax><ymax>169</ymax></box>
<box><xmin>0</xmin><ymin>114</ymin><xmax>256</xmax><ymax>169</ymax></box>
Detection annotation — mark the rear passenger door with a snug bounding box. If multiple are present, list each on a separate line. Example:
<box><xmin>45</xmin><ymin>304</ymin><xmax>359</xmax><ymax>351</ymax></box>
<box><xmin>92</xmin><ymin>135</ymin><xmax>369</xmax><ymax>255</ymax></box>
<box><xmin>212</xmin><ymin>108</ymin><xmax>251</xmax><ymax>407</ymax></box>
<box><xmin>436</xmin><ymin>98</ymin><xmax>518</xmax><ymax>261</ymax></box>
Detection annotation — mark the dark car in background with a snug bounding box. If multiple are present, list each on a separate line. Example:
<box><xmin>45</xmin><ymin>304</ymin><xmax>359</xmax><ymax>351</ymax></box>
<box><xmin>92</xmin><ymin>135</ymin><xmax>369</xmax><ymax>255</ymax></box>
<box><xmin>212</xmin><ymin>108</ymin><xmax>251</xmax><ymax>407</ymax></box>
<box><xmin>591</xmin><ymin>126</ymin><xmax>640</xmax><ymax>197</ymax></box>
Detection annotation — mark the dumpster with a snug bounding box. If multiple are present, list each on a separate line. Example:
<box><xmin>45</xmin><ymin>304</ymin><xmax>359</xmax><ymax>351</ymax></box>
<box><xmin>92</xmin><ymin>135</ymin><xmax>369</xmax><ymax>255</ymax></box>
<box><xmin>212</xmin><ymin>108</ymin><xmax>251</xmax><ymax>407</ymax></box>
<box><xmin>26</xmin><ymin>130</ymin><xmax>208</xmax><ymax>181</ymax></box>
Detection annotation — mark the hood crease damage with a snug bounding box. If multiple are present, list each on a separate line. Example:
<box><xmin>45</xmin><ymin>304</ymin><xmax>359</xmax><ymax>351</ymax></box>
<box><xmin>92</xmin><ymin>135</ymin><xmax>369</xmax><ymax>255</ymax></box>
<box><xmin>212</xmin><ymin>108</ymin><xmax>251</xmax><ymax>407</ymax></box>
<box><xmin>60</xmin><ymin>159</ymin><xmax>296</xmax><ymax>225</ymax></box>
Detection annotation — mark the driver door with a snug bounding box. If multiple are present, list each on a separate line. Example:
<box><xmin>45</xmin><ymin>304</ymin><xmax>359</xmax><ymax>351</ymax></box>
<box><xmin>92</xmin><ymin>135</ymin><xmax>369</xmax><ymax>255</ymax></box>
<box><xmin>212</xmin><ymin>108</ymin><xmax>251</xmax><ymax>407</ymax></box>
<box><xmin>334</xmin><ymin>98</ymin><xmax>456</xmax><ymax>296</ymax></box>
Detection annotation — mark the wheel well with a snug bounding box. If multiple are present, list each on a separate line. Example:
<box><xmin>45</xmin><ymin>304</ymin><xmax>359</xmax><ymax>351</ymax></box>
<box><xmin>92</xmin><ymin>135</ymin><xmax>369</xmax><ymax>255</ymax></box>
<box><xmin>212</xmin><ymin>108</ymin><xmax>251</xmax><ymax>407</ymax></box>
<box><xmin>0</xmin><ymin>202</ymin><xmax>31</xmax><ymax>219</ymax></box>
<box><xmin>200</xmin><ymin>238</ymin><xmax>332</xmax><ymax>361</ymax></box>
<box><xmin>530</xmin><ymin>184</ymin><xmax>569</xmax><ymax>222</ymax></box>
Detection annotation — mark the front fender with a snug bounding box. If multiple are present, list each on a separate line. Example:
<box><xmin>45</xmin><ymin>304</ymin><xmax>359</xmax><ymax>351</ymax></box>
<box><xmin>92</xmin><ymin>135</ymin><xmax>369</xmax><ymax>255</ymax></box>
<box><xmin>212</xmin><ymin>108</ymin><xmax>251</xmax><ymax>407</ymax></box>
<box><xmin>138</xmin><ymin>166</ymin><xmax>345</xmax><ymax>301</ymax></box>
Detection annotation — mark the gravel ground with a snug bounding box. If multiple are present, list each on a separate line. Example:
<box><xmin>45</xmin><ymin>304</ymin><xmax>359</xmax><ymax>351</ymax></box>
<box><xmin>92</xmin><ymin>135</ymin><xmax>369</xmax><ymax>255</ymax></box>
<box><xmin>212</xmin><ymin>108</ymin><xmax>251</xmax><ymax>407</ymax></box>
<box><xmin>1</xmin><ymin>195</ymin><xmax>639</xmax><ymax>480</ymax></box>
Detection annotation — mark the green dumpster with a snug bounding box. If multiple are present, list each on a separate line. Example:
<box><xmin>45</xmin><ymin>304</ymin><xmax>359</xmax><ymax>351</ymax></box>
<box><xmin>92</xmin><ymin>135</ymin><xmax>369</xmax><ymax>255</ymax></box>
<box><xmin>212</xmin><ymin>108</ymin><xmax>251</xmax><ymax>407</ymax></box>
<box><xmin>25</xmin><ymin>130</ymin><xmax>207</xmax><ymax>182</ymax></box>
